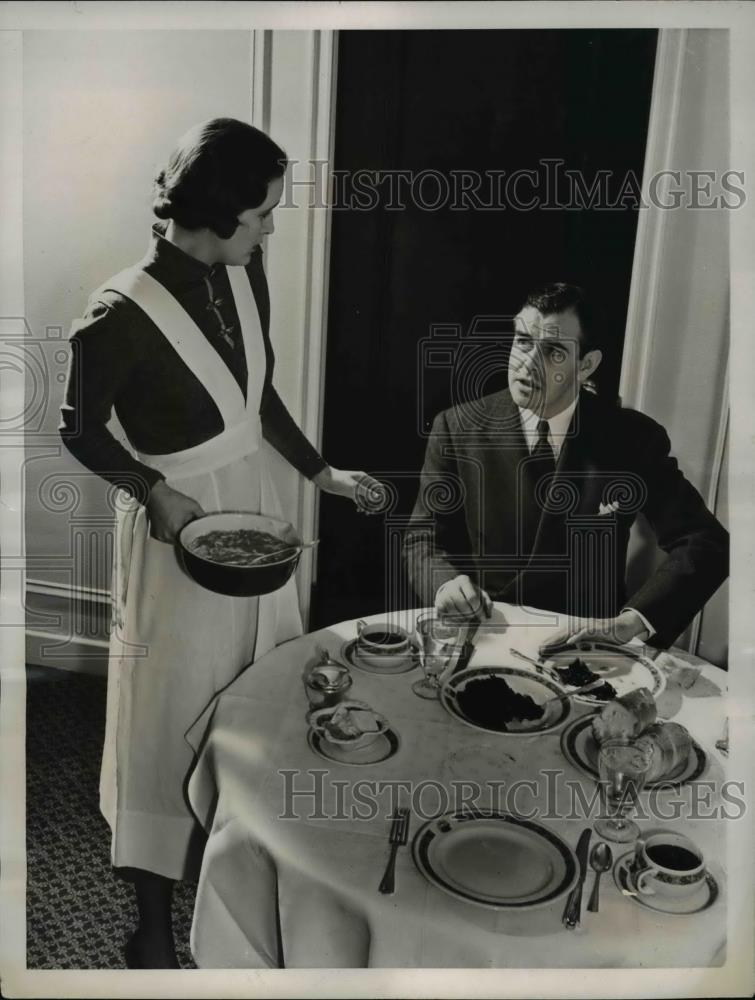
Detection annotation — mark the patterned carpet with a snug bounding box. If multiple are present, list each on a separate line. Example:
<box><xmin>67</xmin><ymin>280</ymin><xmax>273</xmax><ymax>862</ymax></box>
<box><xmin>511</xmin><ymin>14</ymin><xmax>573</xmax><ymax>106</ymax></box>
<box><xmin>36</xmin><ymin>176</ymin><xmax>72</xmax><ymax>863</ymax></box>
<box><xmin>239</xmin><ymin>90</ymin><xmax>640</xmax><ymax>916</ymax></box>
<box><xmin>25</xmin><ymin>665</ymin><xmax>197</xmax><ymax>969</ymax></box>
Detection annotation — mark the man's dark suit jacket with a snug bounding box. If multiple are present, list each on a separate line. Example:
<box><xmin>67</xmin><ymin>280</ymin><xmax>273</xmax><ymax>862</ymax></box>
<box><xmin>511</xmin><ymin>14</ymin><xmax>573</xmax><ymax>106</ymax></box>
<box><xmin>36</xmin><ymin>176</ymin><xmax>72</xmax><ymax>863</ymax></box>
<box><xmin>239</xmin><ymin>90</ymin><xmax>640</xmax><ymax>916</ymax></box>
<box><xmin>403</xmin><ymin>388</ymin><xmax>728</xmax><ymax>649</ymax></box>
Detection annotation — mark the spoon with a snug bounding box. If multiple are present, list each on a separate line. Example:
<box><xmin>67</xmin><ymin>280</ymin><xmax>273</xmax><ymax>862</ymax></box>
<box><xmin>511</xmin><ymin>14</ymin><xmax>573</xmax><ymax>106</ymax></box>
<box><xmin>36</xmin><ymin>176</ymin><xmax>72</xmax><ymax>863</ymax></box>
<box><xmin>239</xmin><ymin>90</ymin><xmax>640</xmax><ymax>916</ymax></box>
<box><xmin>586</xmin><ymin>842</ymin><xmax>613</xmax><ymax>913</ymax></box>
<box><xmin>248</xmin><ymin>538</ymin><xmax>320</xmax><ymax>566</ymax></box>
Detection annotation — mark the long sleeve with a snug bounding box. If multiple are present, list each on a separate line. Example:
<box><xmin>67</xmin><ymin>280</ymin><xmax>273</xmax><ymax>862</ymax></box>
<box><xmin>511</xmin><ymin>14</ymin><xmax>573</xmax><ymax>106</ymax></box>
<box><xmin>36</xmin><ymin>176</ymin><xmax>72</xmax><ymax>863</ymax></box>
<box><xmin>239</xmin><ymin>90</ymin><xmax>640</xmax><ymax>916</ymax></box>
<box><xmin>624</xmin><ymin>417</ymin><xmax>729</xmax><ymax>649</ymax></box>
<box><xmin>260</xmin><ymin>385</ymin><xmax>327</xmax><ymax>480</ymax></box>
<box><xmin>402</xmin><ymin>410</ymin><xmax>472</xmax><ymax>605</ymax></box>
<box><xmin>59</xmin><ymin>299</ymin><xmax>165</xmax><ymax>504</ymax></box>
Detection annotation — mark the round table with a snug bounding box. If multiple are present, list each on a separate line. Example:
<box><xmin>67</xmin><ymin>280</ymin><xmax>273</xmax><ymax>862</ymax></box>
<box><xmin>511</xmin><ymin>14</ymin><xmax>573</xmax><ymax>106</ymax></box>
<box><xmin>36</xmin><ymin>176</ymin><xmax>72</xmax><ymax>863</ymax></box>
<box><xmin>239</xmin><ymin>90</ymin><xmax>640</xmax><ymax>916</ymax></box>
<box><xmin>186</xmin><ymin>603</ymin><xmax>729</xmax><ymax>969</ymax></box>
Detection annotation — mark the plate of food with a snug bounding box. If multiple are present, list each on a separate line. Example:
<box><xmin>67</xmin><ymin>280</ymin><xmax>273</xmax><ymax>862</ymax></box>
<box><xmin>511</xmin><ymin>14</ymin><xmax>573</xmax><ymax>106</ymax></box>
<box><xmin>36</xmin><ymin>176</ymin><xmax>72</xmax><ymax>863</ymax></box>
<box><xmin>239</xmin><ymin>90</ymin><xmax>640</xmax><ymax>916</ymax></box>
<box><xmin>543</xmin><ymin>642</ymin><xmax>666</xmax><ymax>706</ymax></box>
<box><xmin>440</xmin><ymin>666</ymin><xmax>571</xmax><ymax>735</ymax></box>
<box><xmin>560</xmin><ymin>689</ymin><xmax>707</xmax><ymax>787</ymax></box>
<box><xmin>308</xmin><ymin>700</ymin><xmax>390</xmax><ymax>751</ymax></box>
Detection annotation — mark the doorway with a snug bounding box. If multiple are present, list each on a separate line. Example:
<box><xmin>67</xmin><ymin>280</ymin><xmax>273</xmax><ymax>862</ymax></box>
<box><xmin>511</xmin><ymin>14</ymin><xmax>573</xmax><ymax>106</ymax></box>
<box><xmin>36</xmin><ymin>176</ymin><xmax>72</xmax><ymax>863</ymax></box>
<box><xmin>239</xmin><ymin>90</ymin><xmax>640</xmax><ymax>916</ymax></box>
<box><xmin>312</xmin><ymin>28</ymin><xmax>658</xmax><ymax>628</ymax></box>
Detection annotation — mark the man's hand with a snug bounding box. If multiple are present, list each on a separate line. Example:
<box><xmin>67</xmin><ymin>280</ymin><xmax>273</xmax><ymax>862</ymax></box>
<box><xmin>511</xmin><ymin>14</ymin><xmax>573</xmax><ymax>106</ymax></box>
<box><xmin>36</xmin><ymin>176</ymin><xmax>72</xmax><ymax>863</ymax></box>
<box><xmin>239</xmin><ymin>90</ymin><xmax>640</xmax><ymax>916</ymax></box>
<box><xmin>146</xmin><ymin>480</ymin><xmax>205</xmax><ymax>544</ymax></box>
<box><xmin>539</xmin><ymin>609</ymin><xmax>650</xmax><ymax>657</ymax></box>
<box><xmin>435</xmin><ymin>574</ymin><xmax>493</xmax><ymax>620</ymax></box>
<box><xmin>313</xmin><ymin>466</ymin><xmax>386</xmax><ymax>513</ymax></box>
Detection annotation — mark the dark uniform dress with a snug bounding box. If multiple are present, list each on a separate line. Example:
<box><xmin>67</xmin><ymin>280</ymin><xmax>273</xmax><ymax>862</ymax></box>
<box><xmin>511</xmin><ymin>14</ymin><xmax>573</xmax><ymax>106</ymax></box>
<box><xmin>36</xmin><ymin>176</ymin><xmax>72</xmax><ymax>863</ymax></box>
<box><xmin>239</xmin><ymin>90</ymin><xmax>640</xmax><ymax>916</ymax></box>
<box><xmin>60</xmin><ymin>225</ymin><xmax>326</xmax><ymax>880</ymax></box>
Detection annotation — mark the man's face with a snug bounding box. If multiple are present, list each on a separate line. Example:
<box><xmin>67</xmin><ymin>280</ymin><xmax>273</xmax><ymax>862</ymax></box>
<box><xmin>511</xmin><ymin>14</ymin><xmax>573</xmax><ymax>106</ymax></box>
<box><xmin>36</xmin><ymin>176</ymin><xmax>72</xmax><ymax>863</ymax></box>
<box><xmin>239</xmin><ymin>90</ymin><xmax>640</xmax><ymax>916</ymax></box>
<box><xmin>508</xmin><ymin>305</ymin><xmax>596</xmax><ymax>418</ymax></box>
<box><xmin>217</xmin><ymin>175</ymin><xmax>284</xmax><ymax>266</ymax></box>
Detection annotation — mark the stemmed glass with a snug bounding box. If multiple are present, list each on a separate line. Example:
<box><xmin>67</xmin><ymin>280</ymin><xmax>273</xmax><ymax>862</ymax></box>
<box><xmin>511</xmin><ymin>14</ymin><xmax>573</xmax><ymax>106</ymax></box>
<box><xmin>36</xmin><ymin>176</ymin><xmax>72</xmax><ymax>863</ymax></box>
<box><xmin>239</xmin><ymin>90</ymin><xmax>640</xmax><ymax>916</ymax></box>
<box><xmin>595</xmin><ymin>737</ymin><xmax>653</xmax><ymax>843</ymax></box>
<box><xmin>411</xmin><ymin>613</ymin><xmax>462</xmax><ymax>700</ymax></box>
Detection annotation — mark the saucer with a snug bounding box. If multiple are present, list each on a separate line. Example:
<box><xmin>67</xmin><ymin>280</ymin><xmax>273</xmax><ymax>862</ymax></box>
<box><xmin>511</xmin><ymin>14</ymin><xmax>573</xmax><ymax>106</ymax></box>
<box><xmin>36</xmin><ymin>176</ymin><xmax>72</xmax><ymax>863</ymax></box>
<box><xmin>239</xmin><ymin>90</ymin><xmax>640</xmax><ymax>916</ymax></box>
<box><xmin>613</xmin><ymin>852</ymin><xmax>720</xmax><ymax>915</ymax></box>
<box><xmin>307</xmin><ymin>726</ymin><xmax>401</xmax><ymax>765</ymax></box>
<box><xmin>341</xmin><ymin>637</ymin><xmax>420</xmax><ymax>674</ymax></box>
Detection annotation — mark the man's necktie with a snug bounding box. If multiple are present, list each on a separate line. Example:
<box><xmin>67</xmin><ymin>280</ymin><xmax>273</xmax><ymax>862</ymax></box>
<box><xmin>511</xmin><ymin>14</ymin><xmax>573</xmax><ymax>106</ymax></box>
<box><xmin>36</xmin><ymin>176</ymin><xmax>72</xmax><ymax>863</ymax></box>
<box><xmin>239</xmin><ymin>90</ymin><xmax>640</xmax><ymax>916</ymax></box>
<box><xmin>532</xmin><ymin>419</ymin><xmax>556</xmax><ymax>474</ymax></box>
<box><xmin>521</xmin><ymin>419</ymin><xmax>556</xmax><ymax>555</ymax></box>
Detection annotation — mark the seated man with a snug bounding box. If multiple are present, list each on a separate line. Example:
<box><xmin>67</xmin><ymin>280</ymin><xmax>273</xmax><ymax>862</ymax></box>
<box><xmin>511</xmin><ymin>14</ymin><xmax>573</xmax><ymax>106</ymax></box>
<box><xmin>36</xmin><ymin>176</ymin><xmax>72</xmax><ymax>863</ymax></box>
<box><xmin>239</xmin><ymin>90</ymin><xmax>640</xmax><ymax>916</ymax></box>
<box><xmin>403</xmin><ymin>283</ymin><xmax>729</xmax><ymax>653</ymax></box>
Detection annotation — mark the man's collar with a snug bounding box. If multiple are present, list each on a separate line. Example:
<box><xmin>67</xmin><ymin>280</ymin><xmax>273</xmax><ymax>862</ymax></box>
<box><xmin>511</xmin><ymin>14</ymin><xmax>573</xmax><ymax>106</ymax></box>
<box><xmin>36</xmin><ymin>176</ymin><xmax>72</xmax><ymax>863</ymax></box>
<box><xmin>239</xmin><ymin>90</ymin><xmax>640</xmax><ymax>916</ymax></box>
<box><xmin>519</xmin><ymin>394</ymin><xmax>579</xmax><ymax>438</ymax></box>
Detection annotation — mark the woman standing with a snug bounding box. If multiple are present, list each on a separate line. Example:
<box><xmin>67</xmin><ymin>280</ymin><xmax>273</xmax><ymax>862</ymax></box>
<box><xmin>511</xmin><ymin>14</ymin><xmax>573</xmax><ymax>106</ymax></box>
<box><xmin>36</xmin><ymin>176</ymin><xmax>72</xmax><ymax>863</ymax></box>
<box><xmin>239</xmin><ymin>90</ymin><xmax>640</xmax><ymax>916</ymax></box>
<box><xmin>60</xmin><ymin>119</ymin><xmax>378</xmax><ymax>968</ymax></box>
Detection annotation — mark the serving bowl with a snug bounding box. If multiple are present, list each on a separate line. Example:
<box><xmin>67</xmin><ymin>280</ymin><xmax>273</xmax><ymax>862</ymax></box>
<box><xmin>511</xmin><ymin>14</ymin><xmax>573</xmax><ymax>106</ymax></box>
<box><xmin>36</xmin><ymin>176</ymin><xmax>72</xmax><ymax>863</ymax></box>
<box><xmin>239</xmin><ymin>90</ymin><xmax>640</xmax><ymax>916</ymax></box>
<box><xmin>178</xmin><ymin>511</ymin><xmax>301</xmax><ymax>597</ymax></box>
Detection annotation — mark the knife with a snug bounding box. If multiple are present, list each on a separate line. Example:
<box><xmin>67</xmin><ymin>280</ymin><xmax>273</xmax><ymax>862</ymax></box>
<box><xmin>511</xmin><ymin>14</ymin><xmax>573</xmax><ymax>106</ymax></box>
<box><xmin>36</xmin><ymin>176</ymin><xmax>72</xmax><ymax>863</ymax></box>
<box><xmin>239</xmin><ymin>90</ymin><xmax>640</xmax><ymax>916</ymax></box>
<box><xmin>562</xmin><ymin>828</ymin><xmax>592</xmax><ymax>929</ymax></box>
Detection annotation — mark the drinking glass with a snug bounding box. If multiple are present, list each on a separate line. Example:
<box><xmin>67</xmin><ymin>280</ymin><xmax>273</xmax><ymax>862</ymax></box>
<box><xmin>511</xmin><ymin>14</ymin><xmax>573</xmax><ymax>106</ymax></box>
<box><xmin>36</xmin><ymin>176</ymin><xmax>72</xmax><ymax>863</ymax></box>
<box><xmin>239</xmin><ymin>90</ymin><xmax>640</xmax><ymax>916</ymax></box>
<box><xmin>412</xmin><ymin>613</ymin><xmax>462</xmax><ymax>699</ymax></box>
<box><xmin>595</xmin><ymin>737</ymin><xmax>653</xmax><ymax>843</ymax></box>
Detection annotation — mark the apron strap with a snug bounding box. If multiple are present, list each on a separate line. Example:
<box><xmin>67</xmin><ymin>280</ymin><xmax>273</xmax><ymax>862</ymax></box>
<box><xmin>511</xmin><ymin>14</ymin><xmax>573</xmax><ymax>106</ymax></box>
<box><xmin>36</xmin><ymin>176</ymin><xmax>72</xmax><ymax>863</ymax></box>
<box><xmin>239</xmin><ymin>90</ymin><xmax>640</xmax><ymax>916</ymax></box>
<box><xmin>226</xmin><ymin>265</ymin><xmax>267</xmax><ymax>418</ymax></box>
<box><xmin>102</xmin><ymin>267</ymin><xmax>247</xmax><ymax>429</ymax></box>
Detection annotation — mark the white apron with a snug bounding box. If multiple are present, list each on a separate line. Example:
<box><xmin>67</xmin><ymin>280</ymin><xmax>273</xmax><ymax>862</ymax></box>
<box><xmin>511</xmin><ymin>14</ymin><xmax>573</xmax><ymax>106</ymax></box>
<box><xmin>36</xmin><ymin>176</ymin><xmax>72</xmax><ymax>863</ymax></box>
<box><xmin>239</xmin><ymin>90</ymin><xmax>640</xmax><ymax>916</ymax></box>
<box><xmin>98</xmin><ymin>264</ymin><xmax>302</xmax><ymax>881</ymax></box>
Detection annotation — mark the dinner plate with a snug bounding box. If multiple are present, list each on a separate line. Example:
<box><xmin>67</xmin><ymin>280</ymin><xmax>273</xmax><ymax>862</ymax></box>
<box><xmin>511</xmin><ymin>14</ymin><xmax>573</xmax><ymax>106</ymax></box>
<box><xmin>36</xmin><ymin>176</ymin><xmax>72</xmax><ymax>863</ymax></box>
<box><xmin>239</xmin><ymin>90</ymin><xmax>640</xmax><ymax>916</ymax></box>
<box><xmin>307</xmin><ymin>726</ymin><xmax>400</xmax><ymax>765</ymax></box>
<box><xmin>559</xmin><ymin>713</ymin><xmax>707</xmax><ymax>788</ymax></box>
<box><xmin>441</xmin><ymin>666</ymin><xmax>571</xmax><ymax>735</ymax></box>
<box><xmin>544</xmin><ymin>642</ymin><xmax>666</xmax><ymax>705</ymax></box>
<box><xmin>412</xmin><ymin>809</ymin><xmax>578</xmax><ymax>909</ymax></box>
<box><xmin>340</xmin><ymin>637</ymin><xmax>420</xmax><ymax>674</ymax></box>
<box><xmin>613</xmin><ymin>852</ymin><xmax>720</xmax><ymax>915</ymax></box>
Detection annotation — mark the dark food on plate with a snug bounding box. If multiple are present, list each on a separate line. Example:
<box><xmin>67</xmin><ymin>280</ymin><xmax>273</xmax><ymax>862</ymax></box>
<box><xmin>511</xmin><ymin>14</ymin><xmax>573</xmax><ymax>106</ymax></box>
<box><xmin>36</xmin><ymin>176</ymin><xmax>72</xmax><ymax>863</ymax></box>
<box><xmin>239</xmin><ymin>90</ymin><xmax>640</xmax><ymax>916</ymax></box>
<box><xmin>457</xmin><ymin>676</ymin><xmax>545</xmax><ymax>732</ymax></box>
<box><xmin>585</xmin><ymin>682</ymin><xmax>618</xmax><ymax>702</ymax></box>
<box><xmin>555</xmin><ymin>657</ymin><xmax>617</xmax><ymax>701</ymax></box>
<box><xmin>190</xmin><ymin>528</ymin><xmax>296</xmax><ymax>567</ymax></box>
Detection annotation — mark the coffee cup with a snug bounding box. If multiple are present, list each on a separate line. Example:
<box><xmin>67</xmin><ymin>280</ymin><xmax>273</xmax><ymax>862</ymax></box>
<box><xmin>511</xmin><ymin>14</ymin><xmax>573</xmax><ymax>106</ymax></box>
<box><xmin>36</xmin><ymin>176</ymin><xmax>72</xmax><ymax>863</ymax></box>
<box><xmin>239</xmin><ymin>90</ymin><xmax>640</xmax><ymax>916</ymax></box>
<box><xmin>356</xmin><ymin>620</ymin><xmax>411</xmax><ymax>655</ymax></box>
<box><xmin>630</xmin><ymin>831</ymin><xmax>706</xmax><ymax>899</ymax></box>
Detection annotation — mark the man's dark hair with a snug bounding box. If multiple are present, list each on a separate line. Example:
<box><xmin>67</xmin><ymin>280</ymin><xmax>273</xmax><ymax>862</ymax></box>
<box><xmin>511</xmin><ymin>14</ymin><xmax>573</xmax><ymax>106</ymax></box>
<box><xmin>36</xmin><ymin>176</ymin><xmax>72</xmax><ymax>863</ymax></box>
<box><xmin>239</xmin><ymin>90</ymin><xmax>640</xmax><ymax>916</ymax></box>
<box><xmin>152</xmin><ymin>118</ymin><xmax>287</xmax><ymax>239</ymax></box>
<box><xmin>523</xmin><ymin>282</ymin><xmax>601</xmax><ymax>355</ymax></box>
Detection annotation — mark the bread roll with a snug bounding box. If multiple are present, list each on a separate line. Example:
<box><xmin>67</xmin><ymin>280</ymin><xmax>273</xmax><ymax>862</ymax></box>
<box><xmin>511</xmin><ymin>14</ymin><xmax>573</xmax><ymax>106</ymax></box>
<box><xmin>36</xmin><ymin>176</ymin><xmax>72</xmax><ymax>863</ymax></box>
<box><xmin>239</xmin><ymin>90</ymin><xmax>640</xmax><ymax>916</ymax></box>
<box><xmin>591</xmin><ymin>687</ymin><xmax>657</xmax><ymax>743</ymax></box>
<box><xmin>636</xmin><ymin>722</ymin><xmax>692</xmax><ymax>782</ymax></box>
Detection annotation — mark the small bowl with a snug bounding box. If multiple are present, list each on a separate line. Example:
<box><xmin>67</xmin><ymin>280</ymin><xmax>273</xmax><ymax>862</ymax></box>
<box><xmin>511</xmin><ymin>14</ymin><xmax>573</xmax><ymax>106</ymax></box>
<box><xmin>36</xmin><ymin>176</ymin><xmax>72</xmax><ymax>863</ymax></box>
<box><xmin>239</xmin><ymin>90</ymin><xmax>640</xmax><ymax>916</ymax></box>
<box><xmin>356</xmin><ymin>620</ymin><xmax>411</xmax><ymax>654</ymax></box>
<box><xmin>309</xmin><ymin>700</ymin><xmax>389</xmax><ymax>751</ymax></box>
<box><xmin>178</xmin><ymin>512</ymin><xmax>301</xmax><ymax>597</ymax></box>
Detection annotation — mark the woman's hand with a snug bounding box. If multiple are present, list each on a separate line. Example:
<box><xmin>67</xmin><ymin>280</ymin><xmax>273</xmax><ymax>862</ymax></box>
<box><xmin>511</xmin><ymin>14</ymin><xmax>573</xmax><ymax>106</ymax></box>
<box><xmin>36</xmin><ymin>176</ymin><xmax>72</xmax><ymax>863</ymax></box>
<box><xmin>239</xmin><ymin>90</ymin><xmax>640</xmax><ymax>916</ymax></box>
<box><xmin>312</xmin><ymin>466</ymin><xmax>385</xmax><ymax>514</ymax></box>
<box><xmin>146</xmin><ymin>480</ymin><xmax>205</xmax><ymax>543</ymax></box>
<box><xmin>538</xmin><ymin>610</ymin><xmax>650</xmax><ymax>657</ymax></box>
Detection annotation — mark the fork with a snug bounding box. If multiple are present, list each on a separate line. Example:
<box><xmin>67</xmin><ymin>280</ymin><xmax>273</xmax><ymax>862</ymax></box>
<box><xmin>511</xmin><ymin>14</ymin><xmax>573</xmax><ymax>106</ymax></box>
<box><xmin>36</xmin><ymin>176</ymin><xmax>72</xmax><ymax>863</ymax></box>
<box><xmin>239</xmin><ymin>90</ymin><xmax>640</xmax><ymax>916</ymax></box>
<box><xmin>378</xmin><ymin>808</ymin><xmax>410</xmax><ymax>895</ymax></box>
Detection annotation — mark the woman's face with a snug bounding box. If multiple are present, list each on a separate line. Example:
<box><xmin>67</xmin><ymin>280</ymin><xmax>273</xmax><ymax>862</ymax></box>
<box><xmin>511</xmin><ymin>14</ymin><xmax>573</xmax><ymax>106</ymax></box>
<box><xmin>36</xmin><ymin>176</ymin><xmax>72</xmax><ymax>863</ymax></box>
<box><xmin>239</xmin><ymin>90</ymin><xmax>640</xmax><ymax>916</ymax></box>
<box><xmin>218</xmin><ymin>175</ymin><xmax>284</xmax><ymax>265</ymax></box>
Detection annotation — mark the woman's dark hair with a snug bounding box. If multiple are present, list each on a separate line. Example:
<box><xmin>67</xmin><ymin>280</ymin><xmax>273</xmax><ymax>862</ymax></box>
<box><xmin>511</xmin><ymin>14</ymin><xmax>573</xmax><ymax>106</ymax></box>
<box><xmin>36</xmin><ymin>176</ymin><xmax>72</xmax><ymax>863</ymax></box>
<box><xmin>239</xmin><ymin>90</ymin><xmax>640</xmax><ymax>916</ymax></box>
<box><xmin>152</xmin><ymin>118</ymin><xmax>287</xmax><ymax>239</ymax></box>
<box><xmin>523</xmin><ymin>282</ymin><xmax>602</xmax><ymax>355</ymax></box>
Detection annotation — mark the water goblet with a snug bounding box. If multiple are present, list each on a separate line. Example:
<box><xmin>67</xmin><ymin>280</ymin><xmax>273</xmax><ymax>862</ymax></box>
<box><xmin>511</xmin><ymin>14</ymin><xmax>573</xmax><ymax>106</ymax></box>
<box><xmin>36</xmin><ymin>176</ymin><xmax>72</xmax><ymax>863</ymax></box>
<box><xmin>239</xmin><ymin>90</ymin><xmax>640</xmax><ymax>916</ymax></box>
<box><xmin>594</xmin><ymin>737</ymin><xmax>653</xmax><ymax>843</ymax></box>
<box><xmin>411</xmin><ymin>613</ymin><xmax>462</xmax><ymax>700</ymax></box>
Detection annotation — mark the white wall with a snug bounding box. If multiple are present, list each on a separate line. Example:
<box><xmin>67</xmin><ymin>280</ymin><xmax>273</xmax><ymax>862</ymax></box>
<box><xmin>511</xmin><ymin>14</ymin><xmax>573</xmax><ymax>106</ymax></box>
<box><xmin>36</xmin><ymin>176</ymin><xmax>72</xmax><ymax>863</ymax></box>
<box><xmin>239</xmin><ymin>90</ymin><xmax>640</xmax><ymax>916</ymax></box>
<box><xmin>23</xmin><ymin>29</ymin><xmax>255</xmax><ymax>581</ymax></box>
<box><xmin>621</xmin><ymin>29</ymin><xmax>729</xmax><ymax>665</ymax></box>
<box><xmin>22</xmin><ymin>29</ymin><xmax>335</xmax><ymax>669</ymax></box>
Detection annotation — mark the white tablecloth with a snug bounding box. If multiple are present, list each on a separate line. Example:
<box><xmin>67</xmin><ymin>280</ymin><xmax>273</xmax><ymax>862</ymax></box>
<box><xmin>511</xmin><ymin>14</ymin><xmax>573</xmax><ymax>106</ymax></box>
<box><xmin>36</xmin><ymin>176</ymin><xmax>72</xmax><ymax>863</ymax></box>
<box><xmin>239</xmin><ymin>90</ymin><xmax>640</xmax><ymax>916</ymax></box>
<box><xmin>185</xmin><ymin>603</ymin><xmax>729</xmax><ymax>969</ymax></box>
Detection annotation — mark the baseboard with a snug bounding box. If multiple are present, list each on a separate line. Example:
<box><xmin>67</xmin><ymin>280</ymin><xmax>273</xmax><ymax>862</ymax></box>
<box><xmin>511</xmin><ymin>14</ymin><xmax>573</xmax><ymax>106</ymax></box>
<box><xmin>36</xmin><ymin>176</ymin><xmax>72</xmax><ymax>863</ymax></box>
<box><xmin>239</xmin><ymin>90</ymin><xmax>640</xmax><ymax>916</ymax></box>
<box><xmin>25</xmin><ymin>579</ymin><xmax>110</xmax><ymax>676</ymax></box>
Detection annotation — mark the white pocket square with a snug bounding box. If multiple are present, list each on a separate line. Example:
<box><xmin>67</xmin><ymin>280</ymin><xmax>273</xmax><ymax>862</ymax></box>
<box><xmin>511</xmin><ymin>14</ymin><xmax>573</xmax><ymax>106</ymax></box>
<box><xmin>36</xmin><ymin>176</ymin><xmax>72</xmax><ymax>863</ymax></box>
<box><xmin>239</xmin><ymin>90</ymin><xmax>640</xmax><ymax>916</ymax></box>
<box><xmin>598</xmin><ymin>501</ymin><xmax>621</xmax><ymax>516</ymax></box>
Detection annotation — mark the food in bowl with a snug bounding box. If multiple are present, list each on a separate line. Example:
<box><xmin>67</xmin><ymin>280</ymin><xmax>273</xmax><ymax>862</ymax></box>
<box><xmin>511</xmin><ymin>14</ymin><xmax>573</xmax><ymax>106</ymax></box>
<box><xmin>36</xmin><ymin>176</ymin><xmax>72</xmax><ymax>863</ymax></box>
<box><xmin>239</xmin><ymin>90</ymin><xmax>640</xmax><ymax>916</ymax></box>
<box><xmin>189</xmin><ymin>527</ymin><xmax>297</xmax><ymax>567</ymax></box>
<box><xmin>456</xmin><ymin>676</ymin><xmax>545</xmax><ymax>732</ymax></box>
<box><xmin>310</xmin><ymin>700</ymin><xmax>389</xmax><ymax>750</ymax></box>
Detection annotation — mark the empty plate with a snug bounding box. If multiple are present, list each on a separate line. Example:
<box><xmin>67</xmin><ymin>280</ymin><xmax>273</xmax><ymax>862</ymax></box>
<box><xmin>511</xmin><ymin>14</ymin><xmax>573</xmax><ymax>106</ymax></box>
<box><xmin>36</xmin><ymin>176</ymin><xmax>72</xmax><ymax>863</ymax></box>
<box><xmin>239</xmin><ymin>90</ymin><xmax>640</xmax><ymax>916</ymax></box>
<box><xmin>412</xmin><ymin>809</ymin><xmax>578</xmax><ymax>908</ymax></box>
<box><xmin>441</xmin><ymin>666</ymin><xmax>571</xmax><ymax>735</ymax></box>
<box><xmin>560</xmin><ymin>713</ymin><xmax>707</xmax><ymax>788</ymax></box>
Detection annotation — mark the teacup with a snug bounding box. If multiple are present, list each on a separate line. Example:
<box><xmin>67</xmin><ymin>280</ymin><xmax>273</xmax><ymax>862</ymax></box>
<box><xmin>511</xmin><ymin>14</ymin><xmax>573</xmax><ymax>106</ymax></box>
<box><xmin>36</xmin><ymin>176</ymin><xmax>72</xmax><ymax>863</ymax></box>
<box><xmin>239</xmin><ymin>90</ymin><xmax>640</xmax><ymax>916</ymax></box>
<box><xmin>356</xmin><ymin>620</ymin><xmax>411</xmax><ymax>655</ymax></box>
<box><xmin>630</xmin><ymin>831</ymin><xmax>706</xmax><ymax>899</ymax></box>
